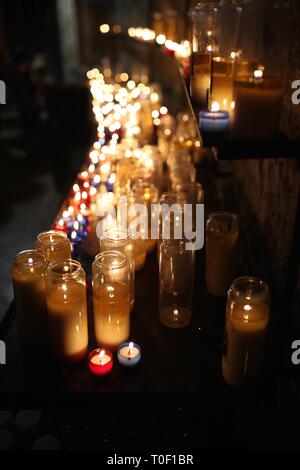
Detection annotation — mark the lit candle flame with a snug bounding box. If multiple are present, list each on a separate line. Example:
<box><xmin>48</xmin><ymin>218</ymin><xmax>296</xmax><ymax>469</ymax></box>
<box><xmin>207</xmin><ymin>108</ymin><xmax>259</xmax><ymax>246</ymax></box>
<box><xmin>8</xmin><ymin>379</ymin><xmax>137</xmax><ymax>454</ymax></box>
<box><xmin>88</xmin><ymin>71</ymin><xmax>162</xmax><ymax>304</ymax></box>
<box><xmin>128</xmin><ymin>342</ymin><xmax>134</xmax><ymax>356</ymax></box>
<box><xmin>28</xmin><ymin>257</ymin><xmax>33</xmax><ymax>266</ymax></box>
<box><xmin>99</xmin><ymin>349</ymin><xmax>106</xmax><ymax>364</ymax></box>
<box><xmin>243</xmin><ymin>304</ymin><xmax>252</xmax><ymax>322</ymax></box>
<box><xmin>254</xmin><ymin>69</ymin><xmax>263</xmax><ymax>79</ymax></box>
<box><xmin>211</xmin><ymin>101</ymin><xmax>220</xmax><ymax>112</ymax></box>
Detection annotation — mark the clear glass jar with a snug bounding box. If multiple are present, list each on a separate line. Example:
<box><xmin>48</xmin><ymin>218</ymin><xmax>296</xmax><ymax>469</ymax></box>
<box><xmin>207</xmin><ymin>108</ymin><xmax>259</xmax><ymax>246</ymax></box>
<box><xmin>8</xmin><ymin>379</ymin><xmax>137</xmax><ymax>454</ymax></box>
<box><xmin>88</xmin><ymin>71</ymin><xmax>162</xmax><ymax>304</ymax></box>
<box><xmin>132</xmin><ymin>180</ymin><xmax>160</xmax><ymax>253</ymax></box>
<box><xmin>170</xmin><ymin>163</ymin><xmax>196</xmax><ymax>190</ymax></box>
<box><xmin>157</xmin><ymin>115</ymin><xmax>177</xmax><ymax>162</ymax></box>
<box><xmin>167</xmin><ymin>149</ymin><xmax>192</xmax><ymax>170</ymax></box>
<box><xmin>92</xmin><ymin>251</ymin><xmax>131</xmax><ymax>350</ymax></box>
<box><xmin>45</xmin><ymin>260</ymin><xmax>88</xmax><ymax>363</ymax></box>
<box><xmin>36</xmin><ymin>230</ymin><xmax>72</xmax><ymax>261</ymax></box>
<box><xmin>100</xmin><ymin>228</ymin><xmax>135</xmax><ymax>311</ymax></box>
<box><xmin>159</xmin><ymin>239</ymin><xmax>195</xmax><ymax>328</ymax></box>
<box><xmin>122</xmin><ymin>193</ymin><xmax>147</xmax><ymax>270</ymax></box>
<box><xmin>176</xmin><ymin>182</ymin><xmax>204</xmax><ymax>205</ymax></box>
<box><xmin>172</xmin><ymin>112</ymin><xmax>197</xmax><ymax>151</ymax></box>
<box><xmin>205</xmin><ymin>212</ymin><xmax>239</xmax><ymax>297</ymax></box>
<box><xmin>209</xmin><ymin>1</ymin><xmax>241</xmax><ymax>112</ymax></box>
<box><xmin>141</xmin><ymin>145</ymin><xmax>163</xmax><ymax>189</ymax></box>
<box><xmin>222</xmin><ymin>276</ymin><xmax>270</xmax><ymax>387</ymax></box>
<box><xmin>176</xmin><ymin>182</ymin><xmax>204</xmax><ymax>234</ymax></box>
<box><xmin>231</xmin><ymin>0</ymin><xmax>290</xmax><ymax>139</ymax></box>
<box><xmin>190</xmin><ymin>2</ymin><xmax>217</xmax><ymax>107</ymax></box>
<box><xmin>158</xmin><ymin>191</ymin><xmax>187</xmax><ymax>254</ymax></box>
<box><xmin>12</xmin><ymin>250</ymin><xmax>48</xmax><ymax>350</ymax></box>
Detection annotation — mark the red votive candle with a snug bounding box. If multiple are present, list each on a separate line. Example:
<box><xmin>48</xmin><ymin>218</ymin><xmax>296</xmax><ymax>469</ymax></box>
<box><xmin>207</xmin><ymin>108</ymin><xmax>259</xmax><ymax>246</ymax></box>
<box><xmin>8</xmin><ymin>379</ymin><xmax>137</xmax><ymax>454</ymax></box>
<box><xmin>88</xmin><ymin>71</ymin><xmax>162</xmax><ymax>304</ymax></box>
<box><xmin>89</xmin><ymin>348</ymin><xmax>113</xmax><ymax>376</ymax></box>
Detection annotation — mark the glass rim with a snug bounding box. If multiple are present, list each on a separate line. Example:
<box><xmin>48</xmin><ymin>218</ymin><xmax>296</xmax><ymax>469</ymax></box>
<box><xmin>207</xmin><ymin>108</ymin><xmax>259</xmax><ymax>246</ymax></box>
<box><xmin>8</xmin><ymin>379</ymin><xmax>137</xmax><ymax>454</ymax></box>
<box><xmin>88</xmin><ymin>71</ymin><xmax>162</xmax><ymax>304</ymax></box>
<box><xmin>229</xmin><ymin>276</ymin><xmax>269</xmax><ymax>299</ymax></box>
<box><xmin>132</xmin><ymin>180</ymin><xmax>158</xmax><ymax>190</ymax></box>
<box><xmin>47</xmin><ymin>259</ymin><xmax>83</xmax><ymax>278</ymax></box>
<box><xmin>13</xmin><ymin>249</ymin><xmax>47</xmax><ymax>270</ymax></box>
<box><xmin>102</xmin><ymin>227</ymin><xmax>131</xmax><ymax>243</ymax></box>
<box><xmin>94</xmin><ymin>250</ymin><xmax>127</xmax><ymax>270</ymax></box>
<box><xmin>159</xmin><ymin>191</ymin><xmax>187</xmax><ymax>204</ymax></box>
<box><xmin>192</xmin><ymin>2</ymin><xmax>219</xmax><ymax>14</ymax></box>
<box><xmin>176</xmin><ymin>182</ymin><xmax>203</xmax><ymax>191</ymax></box>
<box><xmin>208</xmin><ymin>211</ymin><xmax>238</xmax><ymax>221</ymax></box>
<box><xmin>37</xmin><ymin>230</ymin><xmax>69</xmax><ymax>247</ymax></box>
<box><xmin>160</xmin><ymin>238</ymin><xmax>193</xmax><ymax>252</ymax></box>
<box><xmin>89</xmin><ymin>348</ymin><xmax>113</xmax><ymax>361</ymax></box>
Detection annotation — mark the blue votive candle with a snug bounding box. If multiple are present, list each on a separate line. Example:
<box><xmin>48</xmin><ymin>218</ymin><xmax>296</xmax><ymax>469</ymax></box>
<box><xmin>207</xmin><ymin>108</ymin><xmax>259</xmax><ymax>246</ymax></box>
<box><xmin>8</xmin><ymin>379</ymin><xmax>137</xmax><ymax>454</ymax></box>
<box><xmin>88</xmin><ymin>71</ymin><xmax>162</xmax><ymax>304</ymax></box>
<box><xmin>199</xmin><ymin>110</ymin><xmax>229</xmax><ymax>133</ymax></box>
<box><xmin>117</xmin><ymin>342</ymin><xmax>141</xmax><ymax>367</ymax></box>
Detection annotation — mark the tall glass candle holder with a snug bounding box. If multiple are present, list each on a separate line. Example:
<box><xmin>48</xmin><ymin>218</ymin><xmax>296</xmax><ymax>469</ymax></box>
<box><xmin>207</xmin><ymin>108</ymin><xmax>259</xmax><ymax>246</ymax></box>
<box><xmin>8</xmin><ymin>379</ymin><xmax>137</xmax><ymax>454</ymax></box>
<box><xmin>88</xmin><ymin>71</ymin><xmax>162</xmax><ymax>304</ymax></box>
<box><xmin>190</xmin><ymin>3</ymin><xmax>217</xmax><ymax>107</ymax></box>
<box><xmin>167</xmin><ymin>149</ymin><xmax>191</xmax><ymax>170</ymax></box>
<box><xmin>12</xmin><ymin>250</ymin><xmax>48</xmax><ymax>350</ymax></box>
<box><xmin>159</xmin><ymin>239</ymin><xmax>195</xmax><ymax>328</ymax></box>
<box><xmin>36</xmin><ymin>230</ymin><xmax>72</xmax><ymax>261</ymax></box>
<box><xmin>93</xmin><ymin>251</ymin><xmax>131</xmax><ymax>350</ymax></box>
<box><xmin>142</xmin><ymin>145</ymin><xmax>163</xmax><ymax>189</ymax></box>
<box><xmin>176</xmin><ymin>182</ymin><xmax>204</xmax><ymax>204</ymax></box>
<box><xmin>100</xmin><ymin>228</ymin><xmax>135</xmax><ymax>311</ymax></box>
<box><xmin>158</xmin><ymin>191</ymin><xmax>187</xmax><ymax>259</ymax></box>
<box><xmin>205</xmin><ymin>212</ymin><xmax>238</xmax><ymax>297</ymax></box>
<box><xmin>170</xmin><ymin>163</ymin><xmax>197</xmax><ymax>190</ymax></box>
<box><xmin>45</xmin><ymin>260</ymin><xmax>88</xmax><ymax>363</ymax></box>
<box><xmin>222</xmin><ymin>277</ymin><xmax>270</xmax><ymax>387</ymax></box>
<box><xmin>176</xmin><ymin>182</ymin><xmax>204</xmax><ymax>230</ymax></box>
<box><xmin>209</xmin><ymin>1</ymin><xmax>241</xmax><ymax>115</ymax></box>
<box><xmin>123</xmin><ymin>194</ymin><xmax>147</xmax><ymax>271</ymax></box>
<box><xmin>132</xmin><ymin>180</ymin><xmax>159</xmax><ymax>254</ymax></box>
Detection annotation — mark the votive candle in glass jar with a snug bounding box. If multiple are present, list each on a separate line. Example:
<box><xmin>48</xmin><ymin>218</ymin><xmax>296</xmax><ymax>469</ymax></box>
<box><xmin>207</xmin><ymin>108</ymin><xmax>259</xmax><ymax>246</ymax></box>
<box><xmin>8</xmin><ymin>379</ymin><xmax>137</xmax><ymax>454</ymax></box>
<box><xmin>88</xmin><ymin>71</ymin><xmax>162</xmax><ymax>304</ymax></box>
<box><xmin>141</xmin><ymin>145</ymin><xmax>163</xmax><ymax>189</ymax></box>
<box><xmin>132</xmin><ymin>180</ymin><xmax>159</xmax><ymax>254</ymax></box>
<box><xmin>205</xmin><ymin>212</ymin><xmax>238</xmax><ymax>297</ymax></box>
<box><xmin>159</xmin><ymin>239</ymin><xmax>195</xmax><ymax>328</ymax></box>
<box><xmin>12</xmin><ymin>250</ymin><xmax>48</xmax><ymax>350</ymax></box>
<box><xmin>100</xmin><ymin>228</ymin><xmax>135</xmax><ymax>311</ymax></box>
<box><xmin>36</xmin><ymin>230</ymin><xmax>72</xmax><ymax>261</ymax></box>
<box><xmin>45</xmin><ymin>260</ymin><xmax>88</xmax><ymax>363</ymax></box>
<box><xmin>125</xmin><ymin>194</ymin><xmax>147</xmax><ymax>271</ymax></box>
<box><xmin>170</xmin><ymin>163</ymin><xmax>197</xmax><ymax>190</ymax></box>
<box><xmin>93</xmin><ymin>251</ymin><xmax>131</xmax><ymax>350</ymax></box>
<box><xmin>190</xmin><ymin>3</ymin><xmax>216</xmax><ymax>107</ymax></box>
<box><xmin>222</xmin><ymin>277</ymin><xmax>270</xmax><ymax>387</ymax></box>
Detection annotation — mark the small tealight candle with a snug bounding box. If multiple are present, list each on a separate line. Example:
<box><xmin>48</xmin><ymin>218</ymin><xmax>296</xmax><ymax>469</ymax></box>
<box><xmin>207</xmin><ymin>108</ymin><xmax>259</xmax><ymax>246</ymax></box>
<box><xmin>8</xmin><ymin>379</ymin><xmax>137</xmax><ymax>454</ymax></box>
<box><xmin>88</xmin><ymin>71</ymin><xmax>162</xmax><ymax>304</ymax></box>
<box><xmin>117</xmin><ymin>341</ymin><xmax>141</xmax><ymax>367</ymax></box>
<box><xmin>89</xmin><ymin>348</ymin><xmax>113</xmax><ymax>376</ymax></box>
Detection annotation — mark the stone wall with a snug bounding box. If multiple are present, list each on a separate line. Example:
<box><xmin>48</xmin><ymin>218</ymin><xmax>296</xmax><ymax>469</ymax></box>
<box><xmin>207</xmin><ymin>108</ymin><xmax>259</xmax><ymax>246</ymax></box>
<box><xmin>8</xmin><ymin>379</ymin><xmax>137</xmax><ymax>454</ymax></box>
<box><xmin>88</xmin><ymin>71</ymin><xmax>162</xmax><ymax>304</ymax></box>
<box><xmin>231</xmin><ymin>158</ymin><xmax>300</xmax><ymax>329</ymax></box>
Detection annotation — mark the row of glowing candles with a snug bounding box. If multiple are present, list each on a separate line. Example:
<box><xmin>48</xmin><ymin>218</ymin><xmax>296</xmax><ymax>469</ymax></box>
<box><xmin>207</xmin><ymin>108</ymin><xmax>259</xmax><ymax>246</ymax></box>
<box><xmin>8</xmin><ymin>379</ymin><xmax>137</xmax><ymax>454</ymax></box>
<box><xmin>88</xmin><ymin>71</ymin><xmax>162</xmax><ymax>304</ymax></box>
<box><xmin>99</xmin><ymin>18</ymin><xmax>268</xmax><ymax>138</ymax></box>
<box><xmin>11</xmin><ymin>232</ymin><xmax>141</xmax><ymax>376</ymax></box>
<box><xmin>52</xmin><ymin>70</ymin><xmax>170</xmax><ymax>241</ymax></box>
<box><xmin>99</xmin><ymin>23</ymin><xmax>191</xmax><ymax>61</ymax></box>
<box><xmin>12</xmin><ymin>73</ymin><xmax>172</xmax><ymax>377</ymax></box>
<box><xmin>11</xmin><ymin>212</ymin><xmax>271</xmax><ymax>387</ymax></box>
<box><xmin>98</xmin><ymin>20</ymin><xmax>265</xmax><ymax>126</ymax></box>
<box><xmin>13</xmin><ymin>67</ymin><xmax>271</xmax><ymax>387</ymax></box>
<box><xmin>49</xmin><ymin>69</ymin><xmax>271</xmax><ymax>387</ymax></box>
